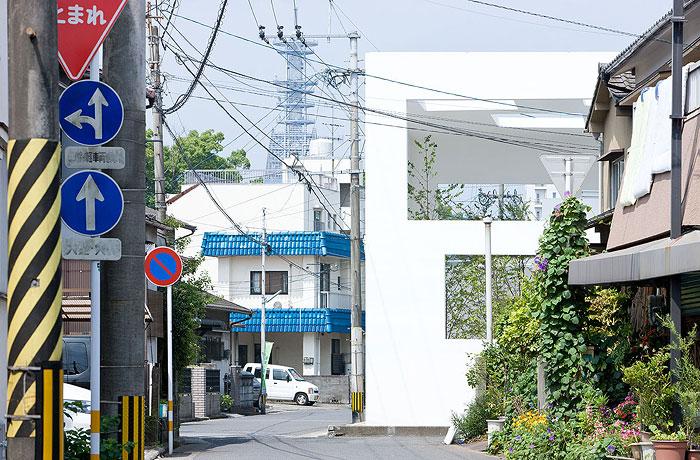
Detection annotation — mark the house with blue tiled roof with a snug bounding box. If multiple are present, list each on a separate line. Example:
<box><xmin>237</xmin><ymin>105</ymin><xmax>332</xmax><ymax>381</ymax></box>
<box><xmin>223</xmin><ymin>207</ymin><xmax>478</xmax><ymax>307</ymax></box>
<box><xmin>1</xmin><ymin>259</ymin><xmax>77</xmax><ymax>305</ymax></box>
<box><xmin>200</xmin><ymin>230</ymin><xmax>363</xmax><ymax>380</ymax></box>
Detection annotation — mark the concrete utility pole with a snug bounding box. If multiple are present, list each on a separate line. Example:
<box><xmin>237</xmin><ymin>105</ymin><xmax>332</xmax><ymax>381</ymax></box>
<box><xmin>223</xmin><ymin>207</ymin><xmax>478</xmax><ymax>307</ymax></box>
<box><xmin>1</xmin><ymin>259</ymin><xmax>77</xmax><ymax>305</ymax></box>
<box><xmin>260</xmin><ymin>208</ymin><xmax>267</xmax><ymax>415</ymax></box>
<box><xmin>669</xmin><ymin>0</ymin><xmax>684</xmax><ymax>426</ymax></box>
<box><xmin>147</xmin><ymin>9</ymin><xmax>166</xmax><ymax>223</ymax></box>
<box><xmin>6</xmin><ymin>1</ymin><xmax>62</xmax><ymax>457</ymax></box>
<box><xmin>349</xmin><ymin>32</ymin><xmax>365</xmax><ymax>423</ymax></box>
<box><xmin>101</xmin><ymin>0</ymin><xmax>147</xmax><ymax>416</ymax></box>
<box><xmin>484</xmin><ymin>217</ymin><xmax>493</xmax><ymax>344</ymax></box>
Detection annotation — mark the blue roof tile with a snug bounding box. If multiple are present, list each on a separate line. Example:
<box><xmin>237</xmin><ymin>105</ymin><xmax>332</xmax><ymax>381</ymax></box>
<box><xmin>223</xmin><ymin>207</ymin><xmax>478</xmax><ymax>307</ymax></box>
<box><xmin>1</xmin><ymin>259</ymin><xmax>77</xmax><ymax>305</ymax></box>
<box><xmin>201</xmin><ymin>231</ymin><xmax>362</xmax><ymax>259</ymax></box>
<box><xmin>229</xmin><ymin>308</ymin><xmax>363</xmax><ymax>333</ymax></box>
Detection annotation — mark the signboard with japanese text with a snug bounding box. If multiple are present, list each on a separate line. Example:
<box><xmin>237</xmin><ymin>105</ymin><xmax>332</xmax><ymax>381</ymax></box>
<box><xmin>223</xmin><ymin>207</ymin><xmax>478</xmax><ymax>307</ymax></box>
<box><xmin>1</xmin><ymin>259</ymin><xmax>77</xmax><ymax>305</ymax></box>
<box><xmin>57</xmin><ymin>0</ymin><xmax>128</xmax><ymax>80</ymax></box>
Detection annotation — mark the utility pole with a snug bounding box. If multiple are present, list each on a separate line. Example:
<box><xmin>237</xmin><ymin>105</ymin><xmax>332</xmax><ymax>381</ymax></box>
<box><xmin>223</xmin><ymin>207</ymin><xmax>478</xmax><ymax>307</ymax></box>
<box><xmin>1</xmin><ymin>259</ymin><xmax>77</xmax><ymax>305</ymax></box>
<box><xmin>6</xmin><ymin>1</ymin><xmax>62</xmax><ymax>458</ymax></box>
<box><xmin>147</xmin><ymin>6</ymin><xmax>166</xmax><ymax>223</ymax></box>
<box><xmin>260</xmin><ymin>208</ymin><xmax>267</xmax><ymax>415</ymax></box>
<box><xmin>349</xmin><ymin>32</ymin><xmax>365</xmax><ymax>423</ymax></box>
<box><xmin>484</xmin><ymin>217</ymin><xmax>493</xmax><ymax>344</ymax></box>
<box><xmin>669</xmin><ymin>0</ymin><xmax>684</xmax><ymax>427</ymax></box>
<box><xmin>101</xmin><ymin>0</ymin><xmax>147</xmax><ymax>418</ymax></box>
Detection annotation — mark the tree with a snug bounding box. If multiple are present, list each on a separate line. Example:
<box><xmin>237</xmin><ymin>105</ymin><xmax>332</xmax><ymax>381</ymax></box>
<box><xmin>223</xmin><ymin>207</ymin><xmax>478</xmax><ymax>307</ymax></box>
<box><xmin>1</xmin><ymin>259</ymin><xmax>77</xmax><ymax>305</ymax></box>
<box><xmin>145</xmin><ymin>129</ymin><xmax>250</xmax><ymax>208</ymax></box>
<box><xmin>408</xmin><ymin>135</ymin><xmax>467</xmax><ymax>220</ymax></box>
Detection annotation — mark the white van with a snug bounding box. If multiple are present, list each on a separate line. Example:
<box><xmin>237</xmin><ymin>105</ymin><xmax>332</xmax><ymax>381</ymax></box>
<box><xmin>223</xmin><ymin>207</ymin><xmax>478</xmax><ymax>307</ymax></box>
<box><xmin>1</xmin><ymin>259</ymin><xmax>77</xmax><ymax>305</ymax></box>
<box><xmin>243</xmin><ymin>363</ymin><xmax>319</xmax><ymax>405</ymax></box>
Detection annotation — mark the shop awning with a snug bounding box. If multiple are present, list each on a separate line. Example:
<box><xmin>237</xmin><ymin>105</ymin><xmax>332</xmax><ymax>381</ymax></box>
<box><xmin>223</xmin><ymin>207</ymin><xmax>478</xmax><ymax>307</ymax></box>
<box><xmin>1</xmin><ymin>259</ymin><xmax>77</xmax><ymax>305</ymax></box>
<box><xmin>569</xmin><ymin>230</ymin><xmax>700</xmax><ymax>285</ymax></box>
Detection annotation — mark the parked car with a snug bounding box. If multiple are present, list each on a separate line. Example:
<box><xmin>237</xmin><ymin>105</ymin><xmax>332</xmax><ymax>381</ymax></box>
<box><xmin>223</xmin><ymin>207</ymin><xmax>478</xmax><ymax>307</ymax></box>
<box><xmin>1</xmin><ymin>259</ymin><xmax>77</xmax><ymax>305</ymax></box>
<box><xmin>63</xmin><ymin>336</ymin><xmax>90</xmax><ymax>389</ymax></box>
<box><xmin>243</xmin><ymin>363</ymin><xmax>319</xmax><ymax>405</ymax></box>
<box><xmin>64</xmin><ymin>382</ymin><xmax>91</xmax><ymax>431</ymax></box>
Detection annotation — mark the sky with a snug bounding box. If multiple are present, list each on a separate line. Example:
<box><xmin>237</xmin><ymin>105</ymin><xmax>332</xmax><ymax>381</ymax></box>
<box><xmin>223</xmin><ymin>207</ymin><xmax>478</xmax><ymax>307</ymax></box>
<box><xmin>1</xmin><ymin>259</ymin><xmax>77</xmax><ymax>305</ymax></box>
<box><xmin>157</xmin><ymin>0</ymin><xmax>672</xmax><ymax>169</ymax></box>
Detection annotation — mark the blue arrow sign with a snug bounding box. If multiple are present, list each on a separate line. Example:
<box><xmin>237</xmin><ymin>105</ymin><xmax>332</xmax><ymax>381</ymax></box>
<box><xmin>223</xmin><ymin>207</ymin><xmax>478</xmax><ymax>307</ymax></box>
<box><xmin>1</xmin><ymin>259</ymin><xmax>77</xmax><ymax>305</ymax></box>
<box><xmin>61</xmin><ymin>170</ymin><xmax>124</xmax><ymax>236</ymax></box>
<box><xmin>59</xmin><ymin>80</ymin><xmax>124</xmax><ymax>146</ymax></box>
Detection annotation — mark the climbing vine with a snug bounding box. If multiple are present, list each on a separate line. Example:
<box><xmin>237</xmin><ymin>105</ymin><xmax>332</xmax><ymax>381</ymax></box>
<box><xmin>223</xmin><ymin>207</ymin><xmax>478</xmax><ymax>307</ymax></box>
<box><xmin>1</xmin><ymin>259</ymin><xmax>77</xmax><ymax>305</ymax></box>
<box><xmin>533</xmin><ymin>195</ymin><xmax>591</xmax><ymax>417</ymax></box>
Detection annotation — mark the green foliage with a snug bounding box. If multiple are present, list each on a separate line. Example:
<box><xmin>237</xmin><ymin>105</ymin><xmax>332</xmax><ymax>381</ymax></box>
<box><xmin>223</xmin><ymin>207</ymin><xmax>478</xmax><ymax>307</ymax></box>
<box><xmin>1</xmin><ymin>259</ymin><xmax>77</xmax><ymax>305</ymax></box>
<box><xmin>407</xmin><ymin>135</ymin><xmax>466</xmax><ymax>220</ymax></box>
<box><xmin>662</xmin><ymin>317</ymin><xmax>700</xmax><ymax>440</ymax></box>
<box><xmin>622</xmin><ymin>351</ymin><xmax>673</xmax><ymax>432</ymax></box>
<box><xmin>171</xmin><ymin>236</ymin><xmax>212</xmax><ymax>374</ymax></box>
<box><xmin>407</xmin><ymin>135</ymin><xmax>532</xmax><ymax>221</ymax></box>
<box><xmin>144</xmin><ymin>415</ymin><xmax>161</xmax><ymax>446</ymax></box>
<box><xmin>64</xmin><ymin>427</ymin><xmax>90</xmax><ymax>460</ymax></box>
<box><xmin>220</xmin><ymin>394</ymin><xmax>233</xmax><ymax>412</ymax></box>
<box><xmin>533</xmin><ymin>196</ymin><xmax>591</xmax><ymax>417</ymax></box>
<box><xmin>145</xmin><ymin>129</ymin><xmax>250</xmax><ymax>208</ymax></box>
<box><xmin>446</xmin><ymin>255</ymin><xmax>529</xmax><ymax>339</ymax></box>
<box><xmin>452</xmin><ymin>391</ymin><xmax>501</xmax><ymax>441</ymax></box>
<box><xmin>64</xmin><ymin>404</ymin><xmax>135</xmax><ymax>460</ymax></box>
<box><xmin>584</xmin><ymin>288</ymin><xmax>633</xmax><ymax>401</ymax></box>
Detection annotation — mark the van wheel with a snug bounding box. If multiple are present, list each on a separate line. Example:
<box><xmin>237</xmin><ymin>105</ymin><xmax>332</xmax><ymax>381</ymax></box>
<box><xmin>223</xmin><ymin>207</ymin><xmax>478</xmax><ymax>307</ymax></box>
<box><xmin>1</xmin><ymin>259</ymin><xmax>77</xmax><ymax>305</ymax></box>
<box><xmin>295</xmin><ymin>392</ymin><xmax>309</xmax><ymax>405</ymax></box>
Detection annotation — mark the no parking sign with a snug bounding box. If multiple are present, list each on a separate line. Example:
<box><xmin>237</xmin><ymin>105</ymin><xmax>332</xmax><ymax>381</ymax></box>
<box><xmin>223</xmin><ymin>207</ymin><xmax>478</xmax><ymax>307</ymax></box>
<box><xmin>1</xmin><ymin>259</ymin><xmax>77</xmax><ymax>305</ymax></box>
<box><xmin>144</xmin><ymin>247</ymin><xmax>182</xmax><ymax>287</ymax></box>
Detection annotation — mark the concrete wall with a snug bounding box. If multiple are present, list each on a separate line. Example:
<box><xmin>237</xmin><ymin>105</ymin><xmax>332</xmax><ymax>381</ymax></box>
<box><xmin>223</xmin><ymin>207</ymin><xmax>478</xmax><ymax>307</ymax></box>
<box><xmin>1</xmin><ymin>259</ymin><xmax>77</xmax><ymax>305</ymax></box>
<box><xmin>178</xmin><ymin>394</ymin><xmax>194</xmax><ymax>422</ymax></box>
<box><xmin>363</xmin><ymin>52</ymin><xmax>611</xmax><ymax>426</ymax></box>
<box><xmin>216</xmin><ymin>254</ymin><xmax>352</xmax><ymax>310</ymax></box>
<box><xmin>305</xmin><ymin>375</ymin><xmax>350</xmax><ymax>404</ymax></box>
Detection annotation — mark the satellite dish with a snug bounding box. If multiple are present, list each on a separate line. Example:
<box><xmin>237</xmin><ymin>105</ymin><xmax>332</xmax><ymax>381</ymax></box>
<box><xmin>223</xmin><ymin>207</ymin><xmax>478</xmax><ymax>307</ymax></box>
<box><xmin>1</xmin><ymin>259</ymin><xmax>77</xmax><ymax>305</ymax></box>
<box><xmin>273</xmin><ymin>301</ymin><xmax>282</xmax><ymax>308</ymax></box>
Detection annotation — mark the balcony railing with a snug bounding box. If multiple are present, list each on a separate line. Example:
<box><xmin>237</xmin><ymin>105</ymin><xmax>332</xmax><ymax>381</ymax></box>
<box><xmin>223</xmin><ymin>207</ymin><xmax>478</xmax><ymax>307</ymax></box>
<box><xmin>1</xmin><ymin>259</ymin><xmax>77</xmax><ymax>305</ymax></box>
<box><xmin>182</xmin><ymin>169</ymin><xmax>338</xmax><ymax>190</ymax></box>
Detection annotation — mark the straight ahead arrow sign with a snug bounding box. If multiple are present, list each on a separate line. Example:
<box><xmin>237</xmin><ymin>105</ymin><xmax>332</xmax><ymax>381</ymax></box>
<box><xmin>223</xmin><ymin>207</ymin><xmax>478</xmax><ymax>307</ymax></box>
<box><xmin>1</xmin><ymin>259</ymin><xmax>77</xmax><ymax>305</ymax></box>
<box><xmin>64</xmin><ymin>88</ymin><xmax>109</xmax><ymax>139</ymax></box>
<box><xmin>76</xmin><ymin>174</ymin><xmax>105</xmax><ymax>231</ymax></box>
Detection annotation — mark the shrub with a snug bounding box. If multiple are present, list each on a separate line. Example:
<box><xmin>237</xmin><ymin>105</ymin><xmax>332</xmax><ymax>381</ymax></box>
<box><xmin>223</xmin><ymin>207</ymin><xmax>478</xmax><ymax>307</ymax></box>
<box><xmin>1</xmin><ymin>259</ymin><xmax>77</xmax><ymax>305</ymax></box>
<box><xmin>220</xmin><ymin>394</ymin><xmax>233</xmax><ymax>412</ymax></box>
<box><xmin>453</xmin><ymin>391</ymin><xmax>500</xmax><ymax>442</ymax></box>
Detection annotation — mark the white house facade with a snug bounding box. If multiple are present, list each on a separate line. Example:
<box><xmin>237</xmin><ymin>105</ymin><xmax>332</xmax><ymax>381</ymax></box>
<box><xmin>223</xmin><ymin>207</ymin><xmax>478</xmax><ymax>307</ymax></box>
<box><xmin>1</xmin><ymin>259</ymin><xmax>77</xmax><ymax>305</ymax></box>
<box><xmin>363</xmin><ymin>51</ymin><xmax>614</xmax><ymax>426</ymax></box>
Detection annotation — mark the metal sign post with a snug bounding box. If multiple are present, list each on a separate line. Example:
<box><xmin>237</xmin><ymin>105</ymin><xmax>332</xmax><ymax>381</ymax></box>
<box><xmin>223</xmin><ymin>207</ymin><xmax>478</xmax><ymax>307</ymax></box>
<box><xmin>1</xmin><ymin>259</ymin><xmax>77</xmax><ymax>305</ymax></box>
<box><xmin>144</xmin><ymin>247</ymin><xmax>183</xmax><ymax>456</ymax></box>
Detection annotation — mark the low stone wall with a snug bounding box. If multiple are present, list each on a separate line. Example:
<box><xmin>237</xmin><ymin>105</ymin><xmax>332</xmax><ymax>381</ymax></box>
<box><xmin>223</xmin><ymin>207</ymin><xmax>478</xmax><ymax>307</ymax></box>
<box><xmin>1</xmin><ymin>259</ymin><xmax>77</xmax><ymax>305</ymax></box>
<box><xmin>305</xmin><ymin>375</ymin><xmax>350</xmax><ymax>404</ymax></box>
<box><xmin>178</xmin><ymin>394</ymin><xmax>194</xmax><ymax>422</ymax></box>
<box><xmin>205</xmin><ymin>393</ymin><xmax>221</xmax><ymax>418</ymax></box>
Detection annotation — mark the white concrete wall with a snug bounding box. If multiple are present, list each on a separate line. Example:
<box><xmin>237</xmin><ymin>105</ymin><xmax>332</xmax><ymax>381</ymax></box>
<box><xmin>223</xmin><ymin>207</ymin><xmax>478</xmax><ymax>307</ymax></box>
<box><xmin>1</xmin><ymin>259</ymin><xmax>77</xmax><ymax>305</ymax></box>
<box><xmin>363</xmin><ymin>52</ymin><xmax>606</xmax><ymax>426</ymax></box>
<box><xmin>169</xmin><ymin>181</ymin><xmax>343</xmax><ymax>284</ymax></box>
<box><xmin>215</xmin><ymin>254</ymin><xmax>351</xmax><ymax>310</ymax></box>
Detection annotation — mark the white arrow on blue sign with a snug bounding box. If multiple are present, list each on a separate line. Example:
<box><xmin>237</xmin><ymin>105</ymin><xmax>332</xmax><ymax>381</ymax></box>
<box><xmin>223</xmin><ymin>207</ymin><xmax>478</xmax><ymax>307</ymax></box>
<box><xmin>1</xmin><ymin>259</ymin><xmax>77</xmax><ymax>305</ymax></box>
<box><xmin>60</xmin><ymin>170</ymin><xmax>124</xmax><ymax>237</ymax></box>
<box><xmin>59</xmin><ymin>80</ymin><xmax>124</xmax><ymax>146</ymax></box>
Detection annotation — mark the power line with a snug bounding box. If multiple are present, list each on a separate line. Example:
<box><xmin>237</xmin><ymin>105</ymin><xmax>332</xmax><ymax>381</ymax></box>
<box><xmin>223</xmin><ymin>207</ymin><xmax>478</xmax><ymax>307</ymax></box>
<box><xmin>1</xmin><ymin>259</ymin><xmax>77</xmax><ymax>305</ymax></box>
<box><xmin>159</xmin><ymin>113</ymin><xmax>349</xmax><ymax>291</ymax></box>
<box><xmin>463</xmin><ymin>0</ymin><xmax>641</xmax><ymax>39</ymax></box>
<box><xmin>162</xmin><ymin>0</ymin><xmax>228</xmax><ymax>114</ymax></box>
<box><xmin>170</xmin><ymin>52</ymin><xmax>597</xmax><ymax>155</ymax></box>
<box><xmin>168</xmin><ymin>13</ymin><xmax>590</xmax><ymax>117</ymax></box>
<box><xmin>332</xmin><ymin>1</ymin><xmax>379</xmax><ymax>51</ymax></box>
<box><xmin>163</xmin><ymin>28</ymin><xmax>350</xmax><ymax>231</ymax></box>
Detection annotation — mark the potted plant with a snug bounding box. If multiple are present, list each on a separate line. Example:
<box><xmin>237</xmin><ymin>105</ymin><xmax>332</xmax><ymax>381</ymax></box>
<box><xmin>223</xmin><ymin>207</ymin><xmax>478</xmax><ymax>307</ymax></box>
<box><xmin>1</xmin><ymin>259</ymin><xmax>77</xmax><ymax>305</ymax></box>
<box><xmin>650</xmin><ymin>431</ymin><xmax>686</xmax><ymax>460</ymax></box>
<box><xmin>623</xmin><ymin>351</ymin><xmax>674</xmax><ymax>442</ymax></box>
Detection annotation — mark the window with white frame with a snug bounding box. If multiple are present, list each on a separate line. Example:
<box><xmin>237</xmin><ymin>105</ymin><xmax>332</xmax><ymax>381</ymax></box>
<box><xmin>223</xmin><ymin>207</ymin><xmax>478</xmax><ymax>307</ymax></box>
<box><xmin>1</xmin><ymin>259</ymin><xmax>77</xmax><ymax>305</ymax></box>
<box><xmin>250</xmin><ymin>271</ymin><xmax>288</xmax><ymax>295</ymax></box>
<box><xmin>686</xmin><ymin>64</ymin><xmax>700</xmax><ymax>113</ymax></box>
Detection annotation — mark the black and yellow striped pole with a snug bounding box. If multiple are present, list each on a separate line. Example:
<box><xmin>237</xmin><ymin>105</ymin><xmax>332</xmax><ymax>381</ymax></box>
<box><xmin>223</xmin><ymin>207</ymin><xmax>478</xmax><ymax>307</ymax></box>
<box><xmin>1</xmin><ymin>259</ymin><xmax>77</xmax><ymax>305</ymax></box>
<box><xmin>6</xmin><ymin>137</ymin><xmax>63</xmax><ymax>458</ymax></box>
<box><xmin>120</xmin><ymin>395</ymin><xmax>145</xmax><ymax>460</ymax></box>
<box><xmin>35</xmin><ymin>363</ymin><xmax>64</xmax><ymax>459</ymax></box>
<box><xmin>7</xmin><ymin>0</ymin><xmax>62</xmax><ymax>458</ymax></box>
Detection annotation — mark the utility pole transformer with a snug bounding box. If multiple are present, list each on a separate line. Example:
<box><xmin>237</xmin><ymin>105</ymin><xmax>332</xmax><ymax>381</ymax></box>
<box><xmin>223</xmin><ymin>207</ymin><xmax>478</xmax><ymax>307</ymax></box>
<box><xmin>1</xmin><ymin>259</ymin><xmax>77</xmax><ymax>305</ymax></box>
<box><xmin>101</xmin><ymin>0</ymin><xmax>147</xmax><ymax>416</ymax></box>
<box><xmin>6</xmin><ymin>1</ymin><xmax>63</xmax><ymax>458</ymax></box>
<box><xmin>349</xmin><ymin>32</ymin><xmax>365</xmax><ymax>423</ymax></box>
<box><xmin>147</xmin><ymin>10</ymin><xmax>166</xmax><ymax>223</ymax></box>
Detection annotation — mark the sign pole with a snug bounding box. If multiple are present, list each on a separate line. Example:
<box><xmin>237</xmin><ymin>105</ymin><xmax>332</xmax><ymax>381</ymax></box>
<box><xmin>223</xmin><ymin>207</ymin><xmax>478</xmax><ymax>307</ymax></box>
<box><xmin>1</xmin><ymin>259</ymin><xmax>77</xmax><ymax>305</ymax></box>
<box><xmin>167</xmin><ymin>284</ymin><xmax>173</xmax><ymax>455</ymax></box>
<box><xmin>88</xmin><ymin>50</ymin><xmax>101</xmax><ymax>460</ymax></box>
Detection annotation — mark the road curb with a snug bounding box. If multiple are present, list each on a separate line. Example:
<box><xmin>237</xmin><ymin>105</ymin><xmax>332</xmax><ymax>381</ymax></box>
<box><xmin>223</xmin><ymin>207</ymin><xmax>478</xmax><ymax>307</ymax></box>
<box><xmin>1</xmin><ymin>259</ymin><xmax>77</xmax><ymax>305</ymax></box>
<box><xmin>328</xmin><ymin>424</ymin><xmax>449</xmax><ymax>437</ymax></box>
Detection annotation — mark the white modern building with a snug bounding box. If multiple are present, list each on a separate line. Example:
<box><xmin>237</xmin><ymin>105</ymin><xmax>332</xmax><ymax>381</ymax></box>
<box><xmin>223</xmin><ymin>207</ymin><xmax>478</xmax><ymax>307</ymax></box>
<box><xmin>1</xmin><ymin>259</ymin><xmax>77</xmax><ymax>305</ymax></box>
<box><xmin>363</xmin><ymin>51</ymin><xmax>614</xmax><ymax>426</ymax></box>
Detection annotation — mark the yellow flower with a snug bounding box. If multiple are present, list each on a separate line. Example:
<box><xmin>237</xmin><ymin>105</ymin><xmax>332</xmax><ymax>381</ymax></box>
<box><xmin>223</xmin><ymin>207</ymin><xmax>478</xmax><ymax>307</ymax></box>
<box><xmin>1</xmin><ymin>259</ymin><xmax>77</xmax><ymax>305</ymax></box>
<box><xmin>513</xmin><ymin>410</ymin><xmax>547</xmax><ymax>429</ymax></box>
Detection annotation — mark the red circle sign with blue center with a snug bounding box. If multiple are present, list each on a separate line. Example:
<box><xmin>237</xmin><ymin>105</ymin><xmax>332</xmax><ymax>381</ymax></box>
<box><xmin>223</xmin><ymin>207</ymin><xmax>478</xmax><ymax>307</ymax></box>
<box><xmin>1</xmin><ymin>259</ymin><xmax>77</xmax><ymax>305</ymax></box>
<box><xmin>144</xmin><ymin>247</ymin><xmax>182</xmax><ymax>287</ymax></box>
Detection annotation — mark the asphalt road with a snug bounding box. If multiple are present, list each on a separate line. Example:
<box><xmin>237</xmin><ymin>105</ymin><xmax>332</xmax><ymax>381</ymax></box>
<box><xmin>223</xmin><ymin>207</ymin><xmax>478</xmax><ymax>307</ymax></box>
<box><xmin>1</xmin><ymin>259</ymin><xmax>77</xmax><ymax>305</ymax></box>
<box><xmin>172</xmin><ymin>403</ymin><xmax>497</xmax><ymax>459</ymax></box>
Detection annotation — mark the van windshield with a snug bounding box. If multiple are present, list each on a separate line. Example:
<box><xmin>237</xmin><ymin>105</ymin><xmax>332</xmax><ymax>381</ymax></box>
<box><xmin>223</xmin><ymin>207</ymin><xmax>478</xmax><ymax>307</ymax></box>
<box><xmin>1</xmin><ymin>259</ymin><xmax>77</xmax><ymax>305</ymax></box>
<box><xmin>289</xmin><ymin>368</ymin><xmax>304</xmax><ymax>381</ymax></box>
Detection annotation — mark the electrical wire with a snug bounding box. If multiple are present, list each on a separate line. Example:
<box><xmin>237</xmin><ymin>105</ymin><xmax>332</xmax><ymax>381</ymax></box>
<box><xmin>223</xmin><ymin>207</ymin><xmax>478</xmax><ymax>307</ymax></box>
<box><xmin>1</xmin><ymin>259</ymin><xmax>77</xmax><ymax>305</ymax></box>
<box><xmin>169</xmin><ymin>12</ymin><xmax>592</xmax><ymax>118</ymax></box>
<box><xmin>332</xmin><ymin>1</ymin><xmax>379</xmax><ymax>51</ymax></box>
<box><xmin>463</xmin><ymin>0</ymin><xmax>641</xmax><ymax>39</ymax></box>
<box><xmin>159</xmin><ymin>113</ymin><xmax>350</xmax><ymax>291</ymax></box>
<box><xmin>162</xmin><ymin>0</ymin><xmax>228</xmax><ymax>115</ymax></box>
<box><xmin>163</xmin><ymin>28</ymin><xmax>350</xmax><ymax>231</ymax></box>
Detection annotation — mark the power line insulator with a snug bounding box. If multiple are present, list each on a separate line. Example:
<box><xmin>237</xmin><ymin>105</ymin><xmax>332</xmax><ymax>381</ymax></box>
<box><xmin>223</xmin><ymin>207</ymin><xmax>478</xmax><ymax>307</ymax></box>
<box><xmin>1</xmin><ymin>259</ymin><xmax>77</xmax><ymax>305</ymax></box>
<box><xmin>277</xmin><ymin>25</ymin><xmax>284</xmax><ymax>40</ymax></box>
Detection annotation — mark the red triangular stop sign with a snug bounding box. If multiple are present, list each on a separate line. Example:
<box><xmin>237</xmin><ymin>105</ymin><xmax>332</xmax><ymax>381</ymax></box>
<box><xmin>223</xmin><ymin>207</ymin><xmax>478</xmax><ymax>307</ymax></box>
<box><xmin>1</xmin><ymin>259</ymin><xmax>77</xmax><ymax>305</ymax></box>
<box><xmin>57</xmin><ymin>0</ymin><xmax>128</xmax><ymax>80</ymax></box>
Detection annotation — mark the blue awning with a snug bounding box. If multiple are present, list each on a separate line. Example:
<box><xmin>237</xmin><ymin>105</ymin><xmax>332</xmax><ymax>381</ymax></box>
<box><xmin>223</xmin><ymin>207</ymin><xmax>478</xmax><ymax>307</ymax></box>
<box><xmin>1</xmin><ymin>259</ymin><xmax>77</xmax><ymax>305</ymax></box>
<box><xmin>229</xmin><ymin>308</ymin><xmax>363</xmax><ymax>333</ymax></box>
